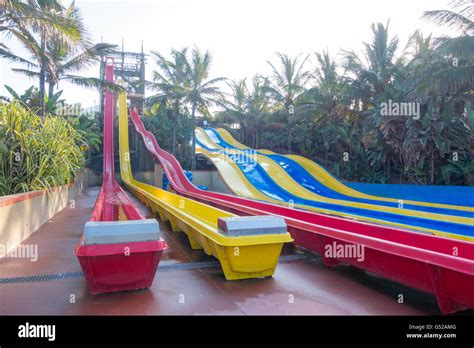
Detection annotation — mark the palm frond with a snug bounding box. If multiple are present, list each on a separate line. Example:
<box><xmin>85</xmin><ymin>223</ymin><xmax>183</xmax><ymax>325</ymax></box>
<box><xmin>0</xmin><ymin>47</ymin><xmax>37</xmax><ymax>67</ymax></box>
<box><xmin>60</xmin><ymin>75</ymin><xmax>126</xmax><ymax>93</ymax></box>
<box><xmin>423</xmin><ymin>9</ymin><xmax>473</xmax><ymax>33</ymax></box>
<box><xmin>11</xmin><ymin>68</ymin><xmax>40</xmax><ymax>78</ymax></box>
<box><xmin>59</xmin><ymin>43</ymin><xmax>118</xmax><ymax>73</ymax></box>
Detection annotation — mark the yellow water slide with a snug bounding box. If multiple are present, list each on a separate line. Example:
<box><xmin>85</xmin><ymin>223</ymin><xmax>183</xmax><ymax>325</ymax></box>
<box><xmin>197</xmin><ymin>128</ymin><xmax>473</xmax><ymax>226</ymax></box>
<box><xmin>195</xmin><ymin>128</ymin><xmax>474</xmax><ymax>241</ymax></box>
<box><xmin>216</xmin><ymin>128</ymin><xmax>474</xmax><ymax>214</ymax></box>
<box><xmin>117</xmin><ymin>92</ymin><xmax>292</xmax><ymax>280</ymax></box>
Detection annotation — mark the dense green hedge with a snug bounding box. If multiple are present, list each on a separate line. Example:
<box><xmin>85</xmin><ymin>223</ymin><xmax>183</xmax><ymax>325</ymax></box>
<box><xmin>0</xmin><ymin>101</ymin><xmax>85</xmax><ymax>196</ymax></box>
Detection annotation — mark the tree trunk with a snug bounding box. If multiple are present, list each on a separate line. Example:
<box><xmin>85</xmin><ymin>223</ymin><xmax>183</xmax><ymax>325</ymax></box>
<box><xmin>190</xmin><ymin>101</ymin><xmax>197</xmax><ymax>171</ymax></box>
<box><xmin>287</xmin><ymin>131</ymin><xmax>291</xmax><ymax>154</ymax></box>
<box><xmin>48</xmin><ymin>82</ymin><xmax>55</xmax><ymax>100</ymax></box>
<box><xmin>171</xmin><ymin>99</ymin><xmax>179</xmax><ymax>155</ymax></box>
<box><xmin>386</xmin><ymin>156</ymin><xmax>391</xmax><ymax>183</ymax></box>
<box><xmin>255</xmin><ymin>126</ymin><xmax>259</xmax><ymax>149</ymax></box>
<box><xmin>430</xmin><ymin>148</ymin><xmax>435</xmax><ymax>185</ymax></box>
<box><xmin>39</xmin><ymin>30</ymin><xmax>46</xmax><ymax>117</ymax></box>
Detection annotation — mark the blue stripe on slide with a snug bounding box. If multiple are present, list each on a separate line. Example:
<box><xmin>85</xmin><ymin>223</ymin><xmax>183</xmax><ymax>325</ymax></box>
<box><xmin>204</xmin><ymin>128</ymin><xmax>474</xmax><ymax>217</ymax></box>
<box><xmin>346</xmin><ymin>182</ymin><xmax>474</xmax><ymax>207</ymax></box>
<box><xmin>198</xmin><ymin>129</ymin><xmax>474</xmax><ymax>237</ymax></box>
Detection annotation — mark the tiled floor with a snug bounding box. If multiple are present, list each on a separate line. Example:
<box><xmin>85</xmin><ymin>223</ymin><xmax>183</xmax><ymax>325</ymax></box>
<box><xmin>0</xmin><ymin>186</ymin><xmax>440</xmax><ymax>315</ymax></box>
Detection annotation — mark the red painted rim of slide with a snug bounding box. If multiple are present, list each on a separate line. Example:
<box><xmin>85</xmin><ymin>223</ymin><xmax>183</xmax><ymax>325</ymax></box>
<box><xmin>76</xmin><ymin>60</ymin><xmax>167</xmax><ymax>257</ymax></box>
<box><xmin>129</xmin><ymin>108</ymin><xmax>474</xmax><ymax>275</ymax></box>
<box><xmin>76</xmin><ymin>240</ymin><xmax>168</xmax><ymax>257</ymax></box>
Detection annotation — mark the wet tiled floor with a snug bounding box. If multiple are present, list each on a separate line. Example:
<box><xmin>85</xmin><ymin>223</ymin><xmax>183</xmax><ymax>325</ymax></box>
<box><xmin>0</xmin><ymin>186</ymin><xmax>440</xmax><ymax>315</ymax></box>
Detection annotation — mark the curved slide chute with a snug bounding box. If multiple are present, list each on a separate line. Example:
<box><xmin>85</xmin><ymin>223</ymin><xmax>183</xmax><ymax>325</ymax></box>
<box><xmin>118</xmin><ymin>96</ymin><xmax>292</xmax><ymax>280</ymax></box>
<box><xmin>216</xmin><ymin>127</ymin><xmax>474</xmax><ymax>208</ymax></box>
<box><xmin>212</xmin><ymin>127</ymin><xmax>474</xmax><ymax>213</ymax></box>
<box><xmin>75</xmin><ymin>59</ymin><xmax>167</xmax><ymax>294</ymax></box>
<box><xmin>195</xmin><ymin>128</ymin><xmax>474</xmax><ymax>240</ymax></box>
<box><xmin>127</xmin><ymin>105</ymin><xmax>474</xmax><ymax>313</ymax></box>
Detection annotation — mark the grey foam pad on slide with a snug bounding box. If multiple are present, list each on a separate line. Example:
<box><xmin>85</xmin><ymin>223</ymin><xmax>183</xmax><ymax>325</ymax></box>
<box><xmin>84</xmin><ymin>219</ymin><xmax>160</xmax><ymax>245</ymax></box>
<box><xmin>217</xmin><ymin>216</ymin><xmax>287</xmax><ymax>236</ymax></box>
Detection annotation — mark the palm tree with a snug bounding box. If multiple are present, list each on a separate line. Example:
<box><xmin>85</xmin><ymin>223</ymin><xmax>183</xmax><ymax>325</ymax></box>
<box><xmin>264</xmin><ymin>52</ymin><xmax>311</xmax><ymax>111</ymax></box>
<box><xmin>410</xmin><ymin>0</ymin><xmax>474</xmax><ymax>97</ymax></box>
<box><xmin>225</xmin><ymin>79</ymin><xmax>249</xmax><ymax>117</ymax></box>
<box><xmin>398</xmin><ymin>1</ymin><xmax>474</xmax><ymax>184</ymax></box>
<box><xmin>0</xmin><ymin>0</ymin><xmax>80</xmax><ymax>47</ymax></box>
<box><xmin>10</xmin><ymin>42</ymin><xmax>120</xmax><ymax>96</ymax></box>
<box><xmin>313</xmin><ymin>51</ymin><xmax>339</xmax><ymax>90</ymax></box>
<box><xmin>340</xmin><ymin>22</ymin><xmax>404</xmax><ymax>180</ymax></box>
<box><xmin>214</xmin><ymin>79</ymin><xmax>249</xmax><ymax>138</ymax></box>
<box><xmin>219</xmin><ymin>76</ymin><xmax>274</xmax><ymax>148</ymax></box>
<box><xmin>423</xmin><ymin>0</ymin><xmax>473</xmax><ymax>35</ymax></box>
<box><xmin>342</xmin><ymin>22</ymin><xmax>400</xmax><ymax>109</ymax></box>
<box><xmin>262</xmin><ymin>52</ymin><xmax>311</xmax><ymax>152</ymax></box>
<box><xmin>182</xmin><ymin>47</ymin><xmax>226</xmax><ymax>170</ymax></box>
<box><xmin>289</xmin><ymin>51</ymin><xmax>366</xmax><ymax>167</ymax></box>
<box><xmin>146</xmin><ymin>48</ymin><xmax>188</xmax><ymax>155</ymax></box>
<box><xmin>296</xmin><ymin>51</ymin><xmax>345</xmax><ymax>119</ymax></box>
<box><xmin>3</xmin><ymin>83</ymin><xmax>64</xmax><ymax>114</ymax></box>
<box><xmin>0</xmin><ymin>0</ymin><xmax>83</xmax><ymax>115</ymax></box>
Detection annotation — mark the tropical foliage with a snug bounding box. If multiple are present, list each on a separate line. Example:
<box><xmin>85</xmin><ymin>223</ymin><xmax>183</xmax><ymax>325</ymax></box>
<box><xmin>1</xmin><ymin>0</ymin><xmax>83</xmax><ymax>115</ymax></box>
<box><xmin>0</xmin><ymin>0</ymin><xmax>121</xmax><ymax>116</ymax></box>
<box><xmin>3</xmin><ymin>84</ymin><xmax>65</xmax><ymax>113</ymax></box>
<box><xmin>146</xmin><ymin>47</ymin><xmax>226</xmax><ymax>169</ymax></box>
<box><xmin>0</xmin><ymin>1</ymin><xmax>108</xmax><ymax>194</ymax></box>
<box><xmin>0</xmin><ymin>101</ymin><xmax>85</xmax><ymax>195</ymax></box>
<box><xmin>143</xmin><ymin>103</ymin><xmax>194</xmax><ymax>168</ymax></box>
<box><xmin>1</xmin><ymin>0</ymin><xmax>472</xmax><ymax>188</ymax></box>
<box><xmin>73</xmin><ymin>112</ymin><xmax>102</xmax><ymax>156</ymax></box>
<box><xmin>211</xmin><ymin>2</ymin><xmax>474</xmax><ymax>185</ymax></box>
<box><xmin>2</xmin><ymin>84</ymin><xmax>103</xmax><ymax>161</ymax></box>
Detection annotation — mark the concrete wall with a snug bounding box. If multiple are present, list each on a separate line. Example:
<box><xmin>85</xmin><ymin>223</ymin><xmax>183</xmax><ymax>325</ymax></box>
<box><xmin>135</xmin><ymin>169</ymin><xmax>232</xmax><ymax>194</ymax></box>
<box><xmin>193</xmin><ymin>171</ymin><xmax>231</xmax><ymax>194</ymax></box>
<box><xmin>83</xmin><ymin>168</ymin><xmax>101</xmax><ymax>187</ymax></box>
<box><xmin>135</xmin><ymin>171</ymin><xmax>155</xmax><ymax>186</ymax></box>
<box><xmin>0</xmin><ymin>170</ymin><xmax>91</xmax><ymax>258</ymax></box>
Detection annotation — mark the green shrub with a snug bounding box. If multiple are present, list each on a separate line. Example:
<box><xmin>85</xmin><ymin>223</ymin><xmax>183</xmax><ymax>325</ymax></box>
<box><xmin>0</xmin><ymin>101</ymin><xmax>85</xmax><ymax>196</ymax></box>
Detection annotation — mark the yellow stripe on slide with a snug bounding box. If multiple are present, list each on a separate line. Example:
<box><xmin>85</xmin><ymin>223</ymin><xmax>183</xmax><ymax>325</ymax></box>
<box><xmin>196</xmin><ymin>145</ymin><xmax>474</xmax><ymax>241</ymax></box>
<box><xmin>216</xmin><ymin>128</ymin><xmax>250</xmax><ymax>149</ymax></box>
<box><xmin>216</xmin><ymin>128</ymin><xmax>474</xmax><ymax>213</ymax></box>
<box><xmin>196</xmin><ymin>128</ymin><xmax>474</xmax><ymax>241</ymax></box>
<box><xmin>202</xmin><ymin>128</ymin><xmax>474</xmax><ymax>226</ymax></box>
<box><xmin>118</xmin><ymin>93</ymin><xmax>292</xmax><ymax>280</ymax></box>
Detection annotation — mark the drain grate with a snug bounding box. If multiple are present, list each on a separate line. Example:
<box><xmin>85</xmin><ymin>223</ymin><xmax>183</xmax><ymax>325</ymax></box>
<box><xmin>0</xmin><ymin>254</ymin><xmax>306</xmax><ymax>285</ymax></box>
<box><xmin>0</xmin><ymin>271</ymin><xmax>83</xmax><ymax>284</ymax></box>
<box><xmin>159</xmin><ymin>261</ymin><xmax>220</xmax><ymax>272</ymax></box>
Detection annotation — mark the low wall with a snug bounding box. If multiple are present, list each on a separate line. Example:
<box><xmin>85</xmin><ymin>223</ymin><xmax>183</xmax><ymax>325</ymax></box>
<box><xmin>0</xmin><ymin>169</ymin><xmax>91</xmax><ymax>258</ymax></box>
<box><xmin>346</xmin><ymin>181</ymin><xmax>474</xmax><ymax>206</ymax></box>
<box><xmin>135</xmin><ymin>171</ymin><xmax>155</xmax><ymax>186</ymax></box>
<box><xmin>192</xmin><ymin>170</ymin><xmax>231</xmax><ymax>194</ymax></box>
<box><xmin>135</xmin><ymin>169</ymin><xmax>231</xmax><ymax>194</ymax></box>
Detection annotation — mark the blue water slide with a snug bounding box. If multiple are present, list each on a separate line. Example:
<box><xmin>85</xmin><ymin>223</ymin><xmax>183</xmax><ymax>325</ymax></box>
<box><xmin>346</xmin><ymin>182</ymin><xmax>474</xmax><ymax>207</ymax></box>
<box><xmin>203</xmin><ymin>128</ymin><xmax>474</xmax><ymax>218</ymax></box>
<box><xmin>196</xmin><ymin>134</ymin><xmax>474</xmax><ymax>238</ymax></box>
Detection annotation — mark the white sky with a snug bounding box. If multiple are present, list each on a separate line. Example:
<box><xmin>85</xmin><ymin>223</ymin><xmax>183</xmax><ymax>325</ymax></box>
<box><xmin>0</xmin><ymin>0</ymin><xmax>452</xmax><ymax>107</ymax></box>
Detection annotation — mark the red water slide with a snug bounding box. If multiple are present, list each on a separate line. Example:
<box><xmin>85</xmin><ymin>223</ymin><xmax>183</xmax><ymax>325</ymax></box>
<box><xmin>75</xmin><ymin>60</ymin><xmax>167</xmax><ymax>294</ymax></box>
<box><xmin>129</xmin><ymin>108</ymin><xmax>474</xmax><ymax>313</ymax></box>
